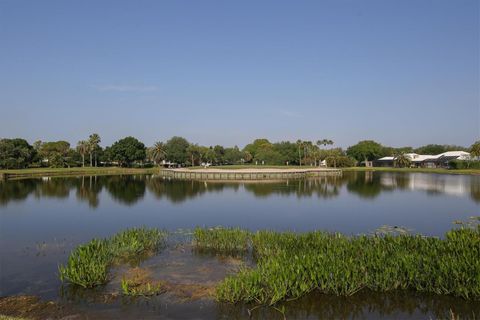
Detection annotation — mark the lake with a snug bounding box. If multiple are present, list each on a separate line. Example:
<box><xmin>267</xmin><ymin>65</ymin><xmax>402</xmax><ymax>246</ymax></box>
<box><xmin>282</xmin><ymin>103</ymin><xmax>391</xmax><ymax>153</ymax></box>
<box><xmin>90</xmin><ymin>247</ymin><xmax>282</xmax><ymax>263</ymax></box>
<box><xmin>0</xmin><ymin>171</ymin><xmax>479</xmax><ymax>319</ymax></box>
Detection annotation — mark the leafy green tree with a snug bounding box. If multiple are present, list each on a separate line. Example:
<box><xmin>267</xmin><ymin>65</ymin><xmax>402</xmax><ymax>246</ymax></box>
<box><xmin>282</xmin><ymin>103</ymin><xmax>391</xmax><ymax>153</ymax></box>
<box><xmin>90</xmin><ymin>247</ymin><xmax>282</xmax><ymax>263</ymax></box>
<box><xmin>0</xmin><ymin>138</ymin><xmax>36</xmax><ymax>169</ymax></box>
<box><xmin>213</xmin><ymin>145</ymin><xmax>225</xmax><ymax>164</ymax></box>
<box><xmin>242</xmin><ymin>151</ymin><xmax>253</xmax><ymax>163</ymax></box>
<box><xmin>164</xmin><ymin>136</ymin><xmax>190</xmax><ymax>165</ymax></box>
<box><xmin>187</xmin><ymin>144</ymin><xmax>202</xmax><ymax>166</ymax></box>
<box><xmin>414</xmin><ymin>144</ymin><xmax>467</xmax><ymax>155</ymax></box>
<box><xmin>324</xmin><ymin>148</ymin><xmax>344</xmax><ymax>168</ymax></box>
<box><xmin>224</xmin><ymin>146</ymin><xmax>243</xmax><ymax>164</ymax></box>
<box><xmin>248</xmin><ymin>140</ymin><xmax>284</xmax><ymax>165</ymax></box>
<box><xmin>470</xmin><ymin>141</ymin><xmax>480</xmax><ymax>159</ymax></box>
<box><xmin>254</xmin><ymin>148</ymin><xmax>283</xmax><ymax>165</ymax></box>
<box><xmin>108</xmin><ymin>136</ymin><xmax>146</xmax><ymax>167</ymax></box>
<box><xmin>76</xmin><ymin>140</ymin><xmax>89</xmax><ymax>167</ymax></box>
<box><xmin>272</xmin><ymin>141</ymin><xmax>297</xmax><ymax>165</ymax></box>
<box><xmin>88</xmin><ymin>133</ymin><xmax>101</xmax><ymax>167</ymax></box>
<box><xmin>346</xmin><ymin>140</ymin><xmax>385</xmax><ymax>164</ymax></box>
<box><xmin>383</xmin><ymin>146</ymin><xmax>413</xmax><ymax>156</ymax></box>
<box><xmin>38</xmin><ymin>141</ymin><xmax>71</xmax><ymax>168</ymax></box>
<box><xmin>325</xmin><ymin>155</ymin><xmax>355</xmax><ymax>168</ymax></box>
<box><xmin>201</xmin><ymin>147</ymin><xmax>216</xmax><ymax>165</ymax></box>
<box><xmin>243</xmin><ymin>139</ymin><xmax>272</xmax><ymax>159</ymax></box>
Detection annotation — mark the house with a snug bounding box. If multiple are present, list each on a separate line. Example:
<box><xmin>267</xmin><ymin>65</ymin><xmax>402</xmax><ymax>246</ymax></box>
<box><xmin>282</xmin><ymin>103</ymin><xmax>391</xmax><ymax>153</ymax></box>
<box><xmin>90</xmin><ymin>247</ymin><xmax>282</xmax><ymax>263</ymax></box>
<box><xmin>374</xmin><ymin>151</ymin><xmax>470</xmax><ymax>168</ymax></box>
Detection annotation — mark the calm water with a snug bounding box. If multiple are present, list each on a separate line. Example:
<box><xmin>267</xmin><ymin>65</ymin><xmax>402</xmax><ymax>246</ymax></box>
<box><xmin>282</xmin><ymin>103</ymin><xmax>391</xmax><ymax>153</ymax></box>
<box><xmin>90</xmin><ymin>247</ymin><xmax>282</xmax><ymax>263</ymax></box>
<box><xmin>0</xmin><ymin>172</ymin><xmax>479</xmax><ymax>319</ymax></box>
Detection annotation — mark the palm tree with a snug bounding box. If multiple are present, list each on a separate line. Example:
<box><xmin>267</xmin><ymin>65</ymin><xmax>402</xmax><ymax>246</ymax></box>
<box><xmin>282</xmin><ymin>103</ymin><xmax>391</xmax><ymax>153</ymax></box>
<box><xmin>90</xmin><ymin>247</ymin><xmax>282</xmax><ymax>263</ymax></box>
<box><xmin>151</xmin><ymin>141</ymin><xmax>166</xmax><ymax>166</ymax></box>
<box><xmin>187</xmin><ymin>144</ymin><xmax>202</xmax><ymax>167</ymax></box>
<box><xmin>317</xmin><ymin>139</ymin><xmax>334</xmax><ymax>167</ymax></box>
<box><xmin>296</xmin><ymin>140</ymin><xmax>303</xmax><ymax>166</ymax></box>
<box><xmin>88</xmin><ymin>133</ymin><xmax>101</xmax><ymax>167</ymax></box>
<box><xmin>76</xmin><ymin>140</ymin><xmax>89</xmax><ymax>167</ymax></box>
<box><xmin>317</xmin><ymin>139</ymin><xmax>334</xmax><ymax>148</ymax></box>
<box><xmin>395</xmin><ymin>153</ymin><xmax>411</xmax><ymax>168</ymax></box>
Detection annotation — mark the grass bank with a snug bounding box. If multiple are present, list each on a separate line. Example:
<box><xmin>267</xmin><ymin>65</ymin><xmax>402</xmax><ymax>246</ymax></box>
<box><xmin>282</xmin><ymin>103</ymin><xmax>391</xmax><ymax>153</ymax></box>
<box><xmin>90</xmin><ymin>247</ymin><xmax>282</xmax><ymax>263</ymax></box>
<box><xmin>193</xmin><ymin>224</ymin><xmax>480</xmax><ymax>305</ymax></box>
<box><xmin>0</xmin><ymin>167</ymin><xmax>158</xmax><ymax>180</ymax></box>
<box><xmin>180</xmin><ymin>165</ymin><xmax>480</xmax><ymax>175</ymax></box>
<box><xmin>187</xmin><ymin>165</ymin><xmax>306</xmax><ymax>170</ymax></box>
<box><xmin>342</xmin><ymin>167</ymin><xmax>480</xmax><ymax>175</ymax></box>
<box><xmin>3</xmin><ymin>166</ymin><xmax>478</xmax><ymax>180</ymax></box>
<box><xmin>59</xmin><ymin>227</ymin><xmax>167</xmax><ymax>288</ymax></box>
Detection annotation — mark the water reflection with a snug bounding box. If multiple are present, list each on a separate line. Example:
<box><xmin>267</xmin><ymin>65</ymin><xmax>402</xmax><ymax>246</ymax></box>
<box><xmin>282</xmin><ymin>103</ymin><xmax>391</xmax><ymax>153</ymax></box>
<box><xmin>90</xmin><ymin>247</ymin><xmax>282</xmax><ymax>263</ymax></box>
<box><xmin>1</xmin><ymin>172</ymin><xmax>479</xmax><ymax>207</ymax></box>
<box><xmin>218</xmin><ymin>290</ymin><xmax>479</xmax><ymax>319</ymax></box>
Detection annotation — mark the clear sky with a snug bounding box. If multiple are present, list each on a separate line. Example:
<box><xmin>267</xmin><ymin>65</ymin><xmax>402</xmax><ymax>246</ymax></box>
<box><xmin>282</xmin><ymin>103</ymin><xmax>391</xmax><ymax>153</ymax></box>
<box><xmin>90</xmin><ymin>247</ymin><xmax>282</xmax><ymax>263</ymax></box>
<box><xmin>1</xmin><ymin>0</ymin><xmax>478</xmax><ymax>148</ymax></box>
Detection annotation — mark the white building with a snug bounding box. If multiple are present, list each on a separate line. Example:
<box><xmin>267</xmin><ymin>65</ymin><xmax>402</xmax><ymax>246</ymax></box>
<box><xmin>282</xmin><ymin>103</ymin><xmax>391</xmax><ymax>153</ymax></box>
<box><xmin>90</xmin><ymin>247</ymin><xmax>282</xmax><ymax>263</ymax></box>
<box><xmin>375</xmin><ymin>151</ymin><xmax>471</xmax><ymax>168</ymax></box>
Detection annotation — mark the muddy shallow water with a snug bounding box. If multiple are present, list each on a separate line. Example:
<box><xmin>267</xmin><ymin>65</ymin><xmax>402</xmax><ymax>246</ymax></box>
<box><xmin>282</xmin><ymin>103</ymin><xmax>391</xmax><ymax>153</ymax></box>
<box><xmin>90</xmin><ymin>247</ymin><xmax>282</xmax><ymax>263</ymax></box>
<box><xmin>1</xmin><ymin>172</ymin><xmax>479</xmax><ymax>319</ymax></box>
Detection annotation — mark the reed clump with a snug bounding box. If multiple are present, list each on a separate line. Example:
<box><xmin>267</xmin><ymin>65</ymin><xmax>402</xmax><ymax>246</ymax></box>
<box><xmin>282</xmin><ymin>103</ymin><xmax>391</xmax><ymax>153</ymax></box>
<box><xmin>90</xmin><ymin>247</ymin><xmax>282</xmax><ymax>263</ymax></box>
<box><xmin>194</xmin><ymin>226</ymin><xmax>480</xmax><ymax>304</ymax></box>
<box><xmin>193</xmin><ymin>227</ymin><xmax>251</xmax><ymax>254</ymax></box>
<box><xmin>121</xmin><ymin>278</ymin><xmax>165</xmax><ymax>296</ymax></box>
<box><xmin>59</xmin><ymin>227</ymin><xmax>167</xmax><ymax>288</ymax></box>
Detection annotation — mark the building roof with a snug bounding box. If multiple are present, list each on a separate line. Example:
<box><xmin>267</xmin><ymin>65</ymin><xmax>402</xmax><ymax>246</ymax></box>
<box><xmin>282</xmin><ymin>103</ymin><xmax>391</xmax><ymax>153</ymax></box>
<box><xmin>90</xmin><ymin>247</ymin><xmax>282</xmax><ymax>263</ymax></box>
<box><xmin>376</xmin><ymin>151</ymin><xmax>470</xmax><ymax>162</ymax></box>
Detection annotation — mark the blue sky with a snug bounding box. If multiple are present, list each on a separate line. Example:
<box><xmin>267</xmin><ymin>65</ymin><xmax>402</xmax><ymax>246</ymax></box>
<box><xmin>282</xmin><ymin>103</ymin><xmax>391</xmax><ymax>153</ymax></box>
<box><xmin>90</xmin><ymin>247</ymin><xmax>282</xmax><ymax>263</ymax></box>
<box><xmin>0</xmin><ymin>0</ymin><xmax>478</xmax><ymax>148</ymax></box>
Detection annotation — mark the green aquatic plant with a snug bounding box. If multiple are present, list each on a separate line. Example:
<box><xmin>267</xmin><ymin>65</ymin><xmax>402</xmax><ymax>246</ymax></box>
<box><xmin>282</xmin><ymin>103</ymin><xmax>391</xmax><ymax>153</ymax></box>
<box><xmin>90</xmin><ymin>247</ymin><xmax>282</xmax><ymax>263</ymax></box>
<box><xmin>121</xmin><ymin>278</ymin><xmax>164</xmax><ymax>296</ymax></box>
<box><xmin>109</xmin><ymin>228</ymin><xmax>167</xmax><ymax>263</ymax></box>
<box><xmin>210</xmin><ymin>224</ymin><xmax>480</xmax><ymax>304</ymax></box>
<box><xmin>59</xmin><ymin>227</ymin><xmax>167</xmax><ymax>288</ymax></box>
<box><xmin>193</xmin><ymin>227</ymin><xmax>251</xmax><ymax>254</ymax></box>
<box><xmin>58</xmin><ymin>239</ymin><xmax>111</xmax><ymax>288</ymax></box>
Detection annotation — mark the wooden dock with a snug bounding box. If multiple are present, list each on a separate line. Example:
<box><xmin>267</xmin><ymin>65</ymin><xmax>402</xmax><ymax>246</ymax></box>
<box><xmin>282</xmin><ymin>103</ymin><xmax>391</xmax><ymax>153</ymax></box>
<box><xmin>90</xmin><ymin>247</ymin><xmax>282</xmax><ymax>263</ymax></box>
<box><xmin>159</xmin><ymin>168</ymin><xmax>342</xmax><ymax>180</ymax></box>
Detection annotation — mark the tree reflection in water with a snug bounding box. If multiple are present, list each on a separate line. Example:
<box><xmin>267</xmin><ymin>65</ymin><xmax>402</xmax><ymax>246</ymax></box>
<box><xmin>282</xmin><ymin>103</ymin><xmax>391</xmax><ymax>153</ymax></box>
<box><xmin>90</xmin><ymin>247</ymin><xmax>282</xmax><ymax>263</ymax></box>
<box><xmin>0</xmin><ymin>172</ymin><xmax>479</xmax><ymax>207</ymax></box>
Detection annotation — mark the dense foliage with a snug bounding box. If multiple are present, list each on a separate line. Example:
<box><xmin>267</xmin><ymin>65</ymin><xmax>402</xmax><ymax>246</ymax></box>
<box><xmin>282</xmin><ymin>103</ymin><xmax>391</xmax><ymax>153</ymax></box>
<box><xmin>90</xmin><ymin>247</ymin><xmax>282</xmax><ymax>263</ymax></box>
<box><xmin>414</xmin><ymin>144</ymin><xmax>468</xmax><ymax>155</ymax></box>
<box><xmin>449</xmin><ymin>160</ymin><xmax>480</xmax><ymax>170</ymax></box>
<box><xmin>470</xmin><ymin>141</ymin><xmax>480</xmax><ymax>159</ymax></box>
<box><xmin>0</xmin><ymin>138</ymin><xmax>36</xmax><ymax>169</ymax></box>
<box><xmin>164</xmin><ymin>136</ymin><xmax>190</xmax><ymax>165</ymax></box>
<box><xmin>346</xmin><ymin>140</ymin><xmax>385</xmax><ymax>162</ymax></box>
<box><xmin>106</xmin><ymin>136</ymin><xmax>146</xmax><ymax>167</ymax></box>
<box><xmin>1</xmin><ymin>135</ymin><xmax>475</xmax><ymax>169</ymax></box>
<box><xmin>192</xmin><ymin>224</ymin><xmax>480</xmax><ymax>304</ymax></box>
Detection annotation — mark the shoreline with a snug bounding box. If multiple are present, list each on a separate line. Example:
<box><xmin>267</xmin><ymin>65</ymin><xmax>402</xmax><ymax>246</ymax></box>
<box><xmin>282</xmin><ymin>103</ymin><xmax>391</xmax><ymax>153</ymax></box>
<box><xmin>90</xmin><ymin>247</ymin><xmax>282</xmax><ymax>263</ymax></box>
<box><xmin>1</xmin><ymin>166</ymin><xmax>479</xmax><ymax>181</ymax></box>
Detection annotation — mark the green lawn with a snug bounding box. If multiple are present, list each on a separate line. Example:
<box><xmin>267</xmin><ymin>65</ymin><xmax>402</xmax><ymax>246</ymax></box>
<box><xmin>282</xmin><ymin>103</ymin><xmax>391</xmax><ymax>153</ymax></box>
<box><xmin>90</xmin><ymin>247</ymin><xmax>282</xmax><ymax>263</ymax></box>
<box><xmin>2</xmin><ymin>165</ymin><xmax>479</xmax><ymax>178</ymax></box>
<box><xmin>179</xmin><ymin>165</ymin><xmax>480</xmax><ymax>175</ymax></box>
<box><xmin>0</xmin><ymin>166</ymin><xmax>158</xmax><ymax>178</ymax></box>
<box><xmin>342</xmin><ymin>167</ymin><xmax>480</xmax><ymax>175</ymax></box>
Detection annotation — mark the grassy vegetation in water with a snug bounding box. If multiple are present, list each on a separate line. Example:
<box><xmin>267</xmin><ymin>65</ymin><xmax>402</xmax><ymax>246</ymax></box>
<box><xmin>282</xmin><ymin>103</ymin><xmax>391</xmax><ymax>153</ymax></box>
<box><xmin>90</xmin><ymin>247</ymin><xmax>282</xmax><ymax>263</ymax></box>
<box><xmin>59</xmin><ymin>228</ymin><xmax>167</xmax><ymax>288</ymax></box>
<box><xmin>121</xmin><ymin>278</ymin><xmax>164</xmax><ymax>296</ymax></box>
<box><xmin>194</xmin><ymin>227</ymin><xmax>251</xmax><ymax>254</ymax></box>
<box><xmin>193</xmin><ymin>222</ymin><xmax>480</xmax><ymax>304</ymax></box>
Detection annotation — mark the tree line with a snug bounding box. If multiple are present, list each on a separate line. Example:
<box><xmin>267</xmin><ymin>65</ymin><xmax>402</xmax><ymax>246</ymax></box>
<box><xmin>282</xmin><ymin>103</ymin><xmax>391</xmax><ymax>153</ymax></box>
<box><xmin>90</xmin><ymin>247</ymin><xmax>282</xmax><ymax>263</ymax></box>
<box><xmin>0</xmin><ymin>134</ymin><xmax>478</xmax><ymax>169</ymax></box>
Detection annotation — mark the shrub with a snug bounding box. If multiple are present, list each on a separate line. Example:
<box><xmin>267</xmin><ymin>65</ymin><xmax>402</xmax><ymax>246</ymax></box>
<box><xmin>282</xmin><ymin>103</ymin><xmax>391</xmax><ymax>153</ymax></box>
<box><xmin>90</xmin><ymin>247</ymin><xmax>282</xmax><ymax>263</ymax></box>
<box><xmin>449</xmin><ymin>160</ymin><xmax>480</xmax><ymax>169</ymax></box>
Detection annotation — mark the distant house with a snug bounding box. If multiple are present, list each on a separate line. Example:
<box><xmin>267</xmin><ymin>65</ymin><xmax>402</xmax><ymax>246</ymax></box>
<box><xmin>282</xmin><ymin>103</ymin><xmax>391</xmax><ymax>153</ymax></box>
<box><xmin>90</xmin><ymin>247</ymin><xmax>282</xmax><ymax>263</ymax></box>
<box><xmin>374</xmin><ymin>151</ymin><xmax>470</xmax><ymax>168</ymax></box>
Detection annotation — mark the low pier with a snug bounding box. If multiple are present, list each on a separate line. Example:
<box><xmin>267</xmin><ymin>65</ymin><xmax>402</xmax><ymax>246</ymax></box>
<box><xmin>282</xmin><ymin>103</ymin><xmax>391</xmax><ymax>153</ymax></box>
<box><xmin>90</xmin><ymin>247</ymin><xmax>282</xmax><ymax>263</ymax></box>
<box><xmin>159</xmin><ymin>168</ymin><xmax>342</xmax><ymax>180</ymax></box>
